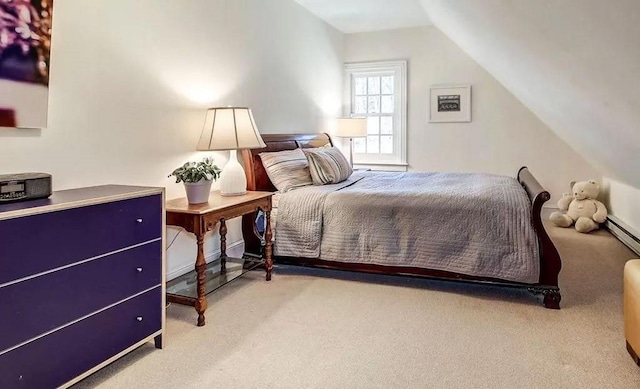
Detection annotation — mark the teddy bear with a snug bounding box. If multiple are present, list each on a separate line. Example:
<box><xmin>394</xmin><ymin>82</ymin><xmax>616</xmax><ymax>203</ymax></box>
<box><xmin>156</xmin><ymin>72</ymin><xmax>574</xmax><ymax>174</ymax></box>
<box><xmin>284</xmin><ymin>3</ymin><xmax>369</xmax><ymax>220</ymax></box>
<box><xmin>549</xmin><ymin>180</ymin><xmax>608</xmax><ymax>233</ymax></box>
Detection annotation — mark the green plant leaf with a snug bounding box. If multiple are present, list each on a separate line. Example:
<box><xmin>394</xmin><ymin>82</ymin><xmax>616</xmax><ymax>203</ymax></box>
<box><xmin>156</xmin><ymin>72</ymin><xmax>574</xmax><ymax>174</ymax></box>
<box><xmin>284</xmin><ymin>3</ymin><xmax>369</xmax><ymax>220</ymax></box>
<box><xmin>168</xmin><ymin>157</ymin><xmax>222</xmax><ymax>183</ymax></box>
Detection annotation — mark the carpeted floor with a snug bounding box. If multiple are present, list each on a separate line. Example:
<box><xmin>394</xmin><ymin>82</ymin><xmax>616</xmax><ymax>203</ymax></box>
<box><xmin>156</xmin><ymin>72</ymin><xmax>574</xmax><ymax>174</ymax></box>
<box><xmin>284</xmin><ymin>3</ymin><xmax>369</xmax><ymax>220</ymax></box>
<box><xmin>75</xmin><ymin>219</ymin><xmax>640</xmax><ymax>388</ymax></box>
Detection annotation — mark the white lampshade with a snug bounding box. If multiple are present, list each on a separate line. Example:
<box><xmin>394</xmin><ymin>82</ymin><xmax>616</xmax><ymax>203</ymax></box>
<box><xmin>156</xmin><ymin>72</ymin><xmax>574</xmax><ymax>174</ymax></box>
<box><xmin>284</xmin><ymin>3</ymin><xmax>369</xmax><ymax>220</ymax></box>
<box><xmin>197</xmin><ymin>107</ymin><xmax>266</xmax><ymax>151</ymax></box>
<box><xmin>335</xmin><ymin>118</ymin><xmax>367</xmax><ymax>138</ymax></box>
<box><xmin>196</xmin><ymin>107</ymin><xmax>265</xmax><ymax>196</ymax></box>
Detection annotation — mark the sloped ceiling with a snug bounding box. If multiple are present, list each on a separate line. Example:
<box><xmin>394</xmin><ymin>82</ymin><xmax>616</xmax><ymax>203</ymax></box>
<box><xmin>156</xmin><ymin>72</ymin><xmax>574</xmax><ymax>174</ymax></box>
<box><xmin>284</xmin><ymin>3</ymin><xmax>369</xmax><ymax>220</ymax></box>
<box><xmin>294</xmin><ymin>0</ymin><xmax>431</xmax><ymax>33</ymax></box>
<box><xmin>420</xmin><ymin>0</ymin><xmax>640</xmax><ymax>187</ymax></box>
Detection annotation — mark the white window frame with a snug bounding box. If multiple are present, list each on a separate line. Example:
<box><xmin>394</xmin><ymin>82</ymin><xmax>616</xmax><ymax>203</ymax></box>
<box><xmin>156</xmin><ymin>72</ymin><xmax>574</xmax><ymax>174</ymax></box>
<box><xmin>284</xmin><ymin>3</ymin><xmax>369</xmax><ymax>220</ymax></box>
<box><xmin>344</xmin><ymin>60</ymin><xmax>407</xmax><ymax>168</ymax></box>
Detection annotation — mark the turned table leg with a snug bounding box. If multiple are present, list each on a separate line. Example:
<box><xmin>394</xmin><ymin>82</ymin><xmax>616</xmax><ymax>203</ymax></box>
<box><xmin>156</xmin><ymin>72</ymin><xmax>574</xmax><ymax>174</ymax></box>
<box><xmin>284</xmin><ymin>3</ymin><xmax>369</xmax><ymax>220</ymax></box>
<box><xmin>194</xmin><ymin>231</ymin><xmax>208</xmax><ymax>326</ymax></box>
<box><xmin>220</xmin><ymin>218</ymin><xmax>227</xmax><ymax>272</ymax></box>
<box><xmin>265</xmin><ymin>209</ymin><xmax>273</xmax><ymax>281</ymax></box>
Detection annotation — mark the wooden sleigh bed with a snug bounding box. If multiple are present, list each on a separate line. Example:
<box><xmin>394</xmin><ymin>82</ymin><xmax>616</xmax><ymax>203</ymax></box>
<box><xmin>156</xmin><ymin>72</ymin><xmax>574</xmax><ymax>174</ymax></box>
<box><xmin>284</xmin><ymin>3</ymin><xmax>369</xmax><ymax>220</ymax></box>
<box><xmin>241</xmin><ymin>133</ymin><xmax>563</xmax><ymax>309</ymax></box>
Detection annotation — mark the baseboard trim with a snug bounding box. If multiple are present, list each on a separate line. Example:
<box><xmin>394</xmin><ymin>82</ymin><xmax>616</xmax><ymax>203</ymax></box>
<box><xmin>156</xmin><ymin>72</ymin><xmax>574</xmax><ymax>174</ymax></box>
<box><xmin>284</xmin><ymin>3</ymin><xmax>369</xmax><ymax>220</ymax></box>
<box><xmin>167</xmin><ymin>240</ymin><xmax>244</xmax><ymax>281</ymax></box>
<box><xmin>605</xmin><ymin>215</ymin><xmax>640</xmax><ymax>256</ymax></box>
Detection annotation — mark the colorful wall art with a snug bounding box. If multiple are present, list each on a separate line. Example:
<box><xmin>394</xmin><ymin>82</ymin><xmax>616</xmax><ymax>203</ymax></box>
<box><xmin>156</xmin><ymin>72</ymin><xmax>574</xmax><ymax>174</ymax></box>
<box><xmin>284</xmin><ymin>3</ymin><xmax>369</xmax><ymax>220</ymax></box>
<box><xmin>0</xmin><ymin>0</ymin><xmax>53</xmax><ymax>128</ymax></box>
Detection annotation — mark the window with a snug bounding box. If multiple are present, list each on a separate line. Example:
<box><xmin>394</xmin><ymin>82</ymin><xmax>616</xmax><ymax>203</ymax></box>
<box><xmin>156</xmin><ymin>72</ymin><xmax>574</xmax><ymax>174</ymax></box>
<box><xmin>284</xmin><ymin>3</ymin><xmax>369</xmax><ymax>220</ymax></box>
<box><xmin>344</xmin><ymin>61</ymin><xmax>407</xmax><ymax>168</ymax></box>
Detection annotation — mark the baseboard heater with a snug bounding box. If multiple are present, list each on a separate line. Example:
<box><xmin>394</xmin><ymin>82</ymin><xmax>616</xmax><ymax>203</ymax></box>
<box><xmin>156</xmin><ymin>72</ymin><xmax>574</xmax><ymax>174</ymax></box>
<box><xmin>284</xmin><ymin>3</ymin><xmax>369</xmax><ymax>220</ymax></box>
<box><xmin>605</xmin><ymin>215</ymin><xmax>640</xmax><ymax>256</ymax></box>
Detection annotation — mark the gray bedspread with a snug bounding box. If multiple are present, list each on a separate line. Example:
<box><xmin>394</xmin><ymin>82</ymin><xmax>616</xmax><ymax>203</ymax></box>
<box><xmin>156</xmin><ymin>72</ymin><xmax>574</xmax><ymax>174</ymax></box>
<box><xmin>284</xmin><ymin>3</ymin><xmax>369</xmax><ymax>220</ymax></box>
<box><xmin>274</xmin><ymin>171</ymin><xmax>540</xmax><ymax>284</ymax></box>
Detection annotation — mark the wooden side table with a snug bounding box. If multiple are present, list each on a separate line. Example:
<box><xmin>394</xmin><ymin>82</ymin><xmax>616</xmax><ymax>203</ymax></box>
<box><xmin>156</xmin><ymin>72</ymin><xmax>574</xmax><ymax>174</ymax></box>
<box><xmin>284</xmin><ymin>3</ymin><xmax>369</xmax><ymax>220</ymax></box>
<box><xmin>165</xmin><ymin>190</ymin><xmax>273</xmax><ymax>326</ymax></box>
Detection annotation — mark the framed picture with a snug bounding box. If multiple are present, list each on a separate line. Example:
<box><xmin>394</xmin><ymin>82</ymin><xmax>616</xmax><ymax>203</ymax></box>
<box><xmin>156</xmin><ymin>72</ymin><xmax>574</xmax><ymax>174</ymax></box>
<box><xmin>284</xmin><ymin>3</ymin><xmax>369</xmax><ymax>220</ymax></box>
<box><xmin>429</xmin><ymin>85</ymin><xmax>471</xmax><ymax>123</ymax></box>
<box><xmin>0</xmin><ymin>0</ymin><xmax>53</xmax><ymax>128</ymax></box>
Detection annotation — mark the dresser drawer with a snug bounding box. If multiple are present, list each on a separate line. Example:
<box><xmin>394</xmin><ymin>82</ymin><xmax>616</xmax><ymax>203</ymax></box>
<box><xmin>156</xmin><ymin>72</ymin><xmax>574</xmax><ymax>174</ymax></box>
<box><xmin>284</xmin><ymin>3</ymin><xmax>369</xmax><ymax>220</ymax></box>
<box><xmin>0</xmin><ymin>241</ymin><xmax>161</xmax><ymax>353</ymax></box>
<box><xmin>0</xmin><ymin>194</ymin><xmax>162</xmax><ymax>285</ymax></box>
<box><xmin>0</xmin><ymin>287</ymin><xmax>162</xmax><ymax>389</ymax></box>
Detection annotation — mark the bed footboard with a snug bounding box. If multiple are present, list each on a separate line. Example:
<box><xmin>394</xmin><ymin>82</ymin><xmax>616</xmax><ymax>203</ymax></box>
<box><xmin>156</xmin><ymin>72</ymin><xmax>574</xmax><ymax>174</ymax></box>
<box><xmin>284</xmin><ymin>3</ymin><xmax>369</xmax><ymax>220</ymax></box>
<box><xmin>517</xmin><ymin>167</ymin><xmax>562</xmax><ymax>308</ymax></box>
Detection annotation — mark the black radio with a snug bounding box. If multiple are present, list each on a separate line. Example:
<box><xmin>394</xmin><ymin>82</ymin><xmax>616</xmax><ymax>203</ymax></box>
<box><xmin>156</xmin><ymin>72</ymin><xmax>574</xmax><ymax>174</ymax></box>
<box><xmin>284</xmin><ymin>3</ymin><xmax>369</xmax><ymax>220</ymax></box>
<box><xmin>0</xmin><ymin>173</ymin><xmax>52</xmax><ymax>203</ymax></box>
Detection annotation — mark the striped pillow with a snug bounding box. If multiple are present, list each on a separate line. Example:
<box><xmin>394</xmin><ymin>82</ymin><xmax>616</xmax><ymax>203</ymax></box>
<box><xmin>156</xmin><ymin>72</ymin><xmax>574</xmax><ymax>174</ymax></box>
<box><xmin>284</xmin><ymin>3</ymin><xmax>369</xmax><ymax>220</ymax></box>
<box><xmin>259</xmin><ymin>149</ymin><xmax>313</xmax><ymax>192</ymax></box>
<box><xmin>303</xmin><ymin>147</ymin><xmax>353</xmax><ymax>185</ymax></box>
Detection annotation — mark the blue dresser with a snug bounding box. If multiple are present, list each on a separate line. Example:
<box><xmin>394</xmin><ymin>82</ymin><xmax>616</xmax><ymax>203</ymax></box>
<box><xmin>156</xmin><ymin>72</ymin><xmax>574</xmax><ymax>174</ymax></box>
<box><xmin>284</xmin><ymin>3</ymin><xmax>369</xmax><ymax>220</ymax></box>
<box><xmin>0</xmin><ymin>185</ymin><xmax>165</xmax><ymax>388</ymax></box>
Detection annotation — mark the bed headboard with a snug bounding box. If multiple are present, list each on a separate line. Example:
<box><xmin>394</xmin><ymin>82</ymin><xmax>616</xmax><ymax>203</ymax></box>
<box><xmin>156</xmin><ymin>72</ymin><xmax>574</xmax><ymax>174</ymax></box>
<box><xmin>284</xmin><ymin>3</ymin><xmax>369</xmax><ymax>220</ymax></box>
<box><xmin>241</xmin><ymin>133</ymin><xmax>333</xmax><ymax>192</ymax></box>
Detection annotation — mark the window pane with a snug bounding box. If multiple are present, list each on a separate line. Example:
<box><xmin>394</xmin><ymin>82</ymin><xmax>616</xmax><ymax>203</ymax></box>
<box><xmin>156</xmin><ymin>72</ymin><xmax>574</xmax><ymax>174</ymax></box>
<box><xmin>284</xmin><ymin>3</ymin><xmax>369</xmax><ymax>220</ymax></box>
<box><xmin>348</xmin><ymin>63</ymin><xmax>404</xmax><ymax>162</ymax></box>
<box><xmin>367</xmin><ymin>136</ymin><xmax>380</xmax><ymax>154</ymax></box>
<box><xmin>380</xmin><ymin>116</ymin><xmax>393</xmax><ymax>134</ymax></box>
<box><xmin>381</xmin><ymin>96</ymin><xmax>394</xmax><ymax>113</ymax></box>
<box><xmin>368</xmin><ymin>77</ymin><xmax>380</xmax><ymax>95</ymax></box>
<box><xmin>381</xmin><ymin>76</ymin><xmax>394</xmax><ymax>94</ymax></box>
<box><xmin>381</xmin><ymin>136</ymin><xmax>393</xmax><ymax>154</ymax></box>
<box><xmin>367</xmin><ymin>117</ymin><xmax>379</xmax><ymax>134</ymax></box>
<box><xmin>353</xmin><ymin>137</ymin><xmax>366</xmax><ymax>153</ymax></box>
<box><xmin>355</xmin><ymin>77</ymin><xmax>367</xmax><ymax>96</ymax></box>
<box><xmin>368</xmin><ymin>96</ymin><xmax>380</xmax><ymax>113</ymax></box>
<box><xmin>355</xmin><ymin>96</ymin><xmax>367</xmax><ymax>114</ymax></box>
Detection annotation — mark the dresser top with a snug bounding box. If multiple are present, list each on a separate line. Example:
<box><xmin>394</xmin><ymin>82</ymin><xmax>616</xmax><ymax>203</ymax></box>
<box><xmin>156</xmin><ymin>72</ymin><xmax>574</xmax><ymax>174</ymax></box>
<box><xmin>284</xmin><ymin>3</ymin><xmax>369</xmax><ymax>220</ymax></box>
<box><xmin>0</xmin><ymin>185</ymin><xmax>164</xmax><ymax>221</ymax></box>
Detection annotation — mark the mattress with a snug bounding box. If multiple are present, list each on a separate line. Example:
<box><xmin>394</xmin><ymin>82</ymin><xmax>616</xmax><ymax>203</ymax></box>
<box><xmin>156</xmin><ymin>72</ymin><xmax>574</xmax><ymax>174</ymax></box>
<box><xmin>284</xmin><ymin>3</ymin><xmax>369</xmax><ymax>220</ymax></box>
<box><xmin>271</xmin><ymin>170</ymin><xmax>540</xmax><ymax>283</ymax></box>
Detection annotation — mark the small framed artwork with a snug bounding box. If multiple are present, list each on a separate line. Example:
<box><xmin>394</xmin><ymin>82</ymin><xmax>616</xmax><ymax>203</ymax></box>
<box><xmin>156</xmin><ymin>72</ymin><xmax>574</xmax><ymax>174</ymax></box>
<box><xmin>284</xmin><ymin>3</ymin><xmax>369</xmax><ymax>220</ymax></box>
<box><xmin>429</xmin><ymin>85</ymin><xmax>471</xmax><ymax>123</ymax></box>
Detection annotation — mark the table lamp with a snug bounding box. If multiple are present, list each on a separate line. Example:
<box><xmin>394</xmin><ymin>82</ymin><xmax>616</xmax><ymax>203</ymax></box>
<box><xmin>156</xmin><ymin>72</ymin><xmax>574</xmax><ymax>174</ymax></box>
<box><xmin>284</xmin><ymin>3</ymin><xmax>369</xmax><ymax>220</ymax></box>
<box><xmin>335</xmin><ymin>118</ymin><xmax>367</xmax><ymax>166</ymax></box>
<box><xmin>197</xmin><ymin>107</ymin><xmax>266</xmax><ymax>196</ymax></box>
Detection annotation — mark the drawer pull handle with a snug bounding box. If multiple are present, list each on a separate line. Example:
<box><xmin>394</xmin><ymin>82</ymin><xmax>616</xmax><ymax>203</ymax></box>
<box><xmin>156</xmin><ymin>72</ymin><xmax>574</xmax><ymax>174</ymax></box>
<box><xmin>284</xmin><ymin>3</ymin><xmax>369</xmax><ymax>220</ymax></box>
<box><xmin>137</xmin><ymin>316</ymin><xmax>144</xmax><ymax>322</ymax></box>
<box><xmin>136</xmin><ymin>218</ymin><xmax>143</xmax><ymax>223</ymax></box>
<box><xmin>136</xmin><ymin>267</ymin><xmax>143</xmax><ymax>273</ymax></box>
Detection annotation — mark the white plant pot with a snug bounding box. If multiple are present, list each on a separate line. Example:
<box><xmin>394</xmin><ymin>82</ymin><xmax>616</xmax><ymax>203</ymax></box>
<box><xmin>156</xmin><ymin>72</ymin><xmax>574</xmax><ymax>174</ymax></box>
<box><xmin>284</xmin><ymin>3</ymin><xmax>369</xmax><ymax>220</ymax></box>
<box><xmin>183</xmin><ymin>180</ymin><xmax>213</xmax><ymax>204</ymax></box>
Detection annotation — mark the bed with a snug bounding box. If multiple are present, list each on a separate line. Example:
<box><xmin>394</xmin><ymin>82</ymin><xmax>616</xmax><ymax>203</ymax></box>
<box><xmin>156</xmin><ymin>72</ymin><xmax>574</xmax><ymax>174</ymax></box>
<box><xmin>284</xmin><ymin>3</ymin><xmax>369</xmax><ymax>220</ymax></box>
<box><xmin>241</xmin><ymin>133</ymin><xmax>562</xmax><ymax>309</ymax></box>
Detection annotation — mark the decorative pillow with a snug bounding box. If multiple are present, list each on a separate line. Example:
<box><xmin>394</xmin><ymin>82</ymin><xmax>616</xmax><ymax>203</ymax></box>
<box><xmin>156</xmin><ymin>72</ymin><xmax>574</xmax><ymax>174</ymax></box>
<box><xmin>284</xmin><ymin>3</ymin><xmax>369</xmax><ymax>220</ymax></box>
<box><xmin>259</xmin><ymin>149</ymin><xmax>313</xmax><ymax>192</ymax></box>
<box><xmin>303</xmin><ymin>147</ymin><xmax>353</xmax><ymax>185</ymax></box>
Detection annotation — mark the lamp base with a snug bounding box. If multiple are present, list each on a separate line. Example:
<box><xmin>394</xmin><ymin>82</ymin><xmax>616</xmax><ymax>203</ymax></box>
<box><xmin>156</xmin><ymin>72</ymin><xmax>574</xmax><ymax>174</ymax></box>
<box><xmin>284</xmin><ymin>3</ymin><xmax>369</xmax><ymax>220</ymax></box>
<box><xmin>220</xmin><ymin>188</ymin><xmax>246</xmax><ymax>197</ymax></box>
<box><xmin>349</xmin><ymin>137</ymin><xmax>354</xmax><ymax>167</ymax></box>
<box><xmin>219</xmin><ymin>150</ymin><xmax>247</xmax><ymax>196</ymax></box>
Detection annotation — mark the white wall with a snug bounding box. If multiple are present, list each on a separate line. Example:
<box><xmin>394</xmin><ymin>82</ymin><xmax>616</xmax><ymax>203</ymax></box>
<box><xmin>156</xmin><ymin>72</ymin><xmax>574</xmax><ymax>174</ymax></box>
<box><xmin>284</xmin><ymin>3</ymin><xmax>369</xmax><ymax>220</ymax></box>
<box><xmin>0</xmin><ymin>0</ymin><xmax>344</xmax><ymax>279</ymax></box>
<box><xmin>344</xmin><ymin>26</ymin><xmax>600</xmax><ymax>204</ymax></box>
<box><xmin>603</xmin><ymin>177</ymin><xmax>640</xmax><ymax>235</ymax></box>
<box><xmin>420</xmin><ymin>0</ymin><xmax>640</xmax><ymax>187</ymax></box>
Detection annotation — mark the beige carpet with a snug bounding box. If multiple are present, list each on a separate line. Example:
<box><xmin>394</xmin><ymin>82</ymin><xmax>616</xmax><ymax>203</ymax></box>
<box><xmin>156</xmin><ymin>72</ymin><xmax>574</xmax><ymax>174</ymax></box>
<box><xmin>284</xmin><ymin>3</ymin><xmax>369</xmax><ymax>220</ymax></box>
<box><xmin>75</xmin><ymin>220</ymin><xmax>640</xmax><ymax>388</ymax></box>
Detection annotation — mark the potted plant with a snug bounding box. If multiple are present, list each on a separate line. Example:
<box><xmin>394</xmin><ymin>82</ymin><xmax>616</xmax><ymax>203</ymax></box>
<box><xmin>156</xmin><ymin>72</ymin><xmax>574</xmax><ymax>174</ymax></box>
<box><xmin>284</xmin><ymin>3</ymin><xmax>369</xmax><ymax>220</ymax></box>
<box><xmin>169</xmin><ymin>157</ymin><xmax>221</xmax><ymax>204</ymax></box>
